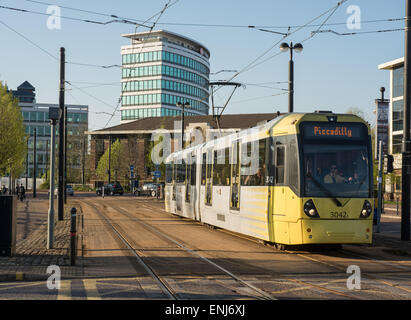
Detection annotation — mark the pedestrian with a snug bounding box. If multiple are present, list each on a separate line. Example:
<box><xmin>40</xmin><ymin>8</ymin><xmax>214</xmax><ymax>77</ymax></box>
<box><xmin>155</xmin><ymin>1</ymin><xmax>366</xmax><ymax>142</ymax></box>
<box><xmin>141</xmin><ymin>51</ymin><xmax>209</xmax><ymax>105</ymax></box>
<box><xmin>16</xmin><ymin>185</ymin><xmax>20</xmax><ymax>198</ymax></box>
<box><xmin>1</xmin><ymin>185</ymin><xmax>6</xmax><ymax>195</ymax></box>
<box><xmin>19</xmin><ymin>184</ymin><xmax>25</xmax><ymax>201</ymax></box>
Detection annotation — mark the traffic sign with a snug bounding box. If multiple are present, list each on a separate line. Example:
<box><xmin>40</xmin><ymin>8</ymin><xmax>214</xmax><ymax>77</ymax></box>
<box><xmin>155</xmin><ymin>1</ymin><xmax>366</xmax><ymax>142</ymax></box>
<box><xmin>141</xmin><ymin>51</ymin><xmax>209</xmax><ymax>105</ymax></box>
<box><xmin>154</xmin><ymin>170</ymin><xmax>161</xmax><ymax>178</ymax></box>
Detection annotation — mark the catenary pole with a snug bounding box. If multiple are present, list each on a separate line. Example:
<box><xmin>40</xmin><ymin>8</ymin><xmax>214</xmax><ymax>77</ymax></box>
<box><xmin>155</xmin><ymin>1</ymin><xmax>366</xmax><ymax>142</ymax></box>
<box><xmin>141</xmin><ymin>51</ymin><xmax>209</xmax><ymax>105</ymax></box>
<box><xmin>47</xmin><ymin>119</ymin><xmax>57</xmax><ymax>249</ymax></box>
<box><xmin>58</xmin><ymin>47</ymin><xmax>65</xmax><ymax>221</ymax></box>
<box><xmin>33</xmin><ymin>127</ymin><xmax>37</xmax><ymax>198</ymax></box>
<box><xmin>64</xmin><ymin>102</ymin><xmax>67</xmax><ymax>204</ymax></box>
<box><xmin>402</xmin><ymin>0</ymin><xmax>411</xmax><ymax>241</ymax></box>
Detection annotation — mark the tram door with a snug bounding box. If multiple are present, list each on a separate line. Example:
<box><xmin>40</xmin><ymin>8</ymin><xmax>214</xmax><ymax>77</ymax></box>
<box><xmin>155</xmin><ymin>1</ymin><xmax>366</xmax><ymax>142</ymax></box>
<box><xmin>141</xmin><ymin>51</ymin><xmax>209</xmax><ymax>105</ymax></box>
<box><xmin>230</xmin><ymin>140</ymin><xmax>240</xmax><ymax>210</ymax></box>
<box><xmin>273</xmin><ymin>139</ymin><xmax>287</xmax><ymax>215</ymax></box>
<box><xmin>176</xmin><ymin>161</ymin><xmax>183</xmax><ymax>212</ymax></box>
<box><xmin>185</xmin><ymin>156</ymin><xmax>191</xmax><ymax>203</ymax></box>
<box><xmin>205</xmin><ymin>149</ymin><xmax>213</xmax><ymax>206</ymax></box>
<box><xmin>172</xmin><ymin>162</ymin><xmax>176</xmax><ymax>201</ymax></box>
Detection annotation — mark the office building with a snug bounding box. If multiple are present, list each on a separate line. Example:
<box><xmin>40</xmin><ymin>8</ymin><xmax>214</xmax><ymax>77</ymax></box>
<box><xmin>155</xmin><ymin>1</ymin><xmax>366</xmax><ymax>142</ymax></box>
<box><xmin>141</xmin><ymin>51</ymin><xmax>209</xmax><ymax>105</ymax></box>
<box><xmin>12</xmin><ymin>81</ymin><xmax>88</xmax><ymax>181</ymax></box>
<box><xmin>120</xmin><ymin>30</ymin><xmax>210</xmax><ymax>123</ymax></box>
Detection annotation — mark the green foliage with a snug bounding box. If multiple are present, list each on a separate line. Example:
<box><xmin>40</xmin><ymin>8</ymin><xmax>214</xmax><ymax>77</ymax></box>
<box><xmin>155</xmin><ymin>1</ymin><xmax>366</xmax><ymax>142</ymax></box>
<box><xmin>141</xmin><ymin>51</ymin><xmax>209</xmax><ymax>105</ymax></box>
<box><xmin>72</xmin><ymin>185</ymin><xmax>94</xmax><ymax>192</ymax></box>
<box><xmin>145</xmin><ymin>136</ymin><xmax>165</xmax><ymax>179</ymax></box>
<box><xmin>39</xmin><ymin>170</ymin><xmax>52</xmax><ymax>190</ymax></box>
<box><xmin>96</xmin><ymin>139</ymin><xmax>129</xmax><ymax>182</ymax></box>
<box><xmin>0</xmin><ymin>82</ymin><xmax>27</xmax><ymax>177</ymax></box>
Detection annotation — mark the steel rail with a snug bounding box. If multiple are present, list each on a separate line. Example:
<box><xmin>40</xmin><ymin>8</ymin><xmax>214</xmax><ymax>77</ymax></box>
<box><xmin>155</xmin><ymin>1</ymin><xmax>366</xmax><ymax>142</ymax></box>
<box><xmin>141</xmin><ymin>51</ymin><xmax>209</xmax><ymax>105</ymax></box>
<box><xmin>102</xmin><ymin>202</ymin><xmax>276</xmax><ymax>300</ymax></box>
<box><xmin>84</xmin><ymin>200</ymin><xmax>178</xmax><ymax>300</ymax></box>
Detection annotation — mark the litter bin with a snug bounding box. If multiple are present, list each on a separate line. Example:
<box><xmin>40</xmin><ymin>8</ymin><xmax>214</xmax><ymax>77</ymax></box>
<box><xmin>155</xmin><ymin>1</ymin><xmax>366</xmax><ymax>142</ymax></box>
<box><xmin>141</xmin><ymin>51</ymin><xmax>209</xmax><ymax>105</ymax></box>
<box><xmin>0</xmin><ymin>195</ymin><xmax>17</xmax><ymax>256</ymax></box>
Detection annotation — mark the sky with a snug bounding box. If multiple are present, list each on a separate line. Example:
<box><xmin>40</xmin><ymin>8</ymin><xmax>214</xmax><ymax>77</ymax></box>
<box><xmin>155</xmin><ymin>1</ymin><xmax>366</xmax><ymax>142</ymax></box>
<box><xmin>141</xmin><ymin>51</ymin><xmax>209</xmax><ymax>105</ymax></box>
<box><xmin>0</xmin><ymin>0</ymin><xmax>406</xmax><ymax>131</ymax></box>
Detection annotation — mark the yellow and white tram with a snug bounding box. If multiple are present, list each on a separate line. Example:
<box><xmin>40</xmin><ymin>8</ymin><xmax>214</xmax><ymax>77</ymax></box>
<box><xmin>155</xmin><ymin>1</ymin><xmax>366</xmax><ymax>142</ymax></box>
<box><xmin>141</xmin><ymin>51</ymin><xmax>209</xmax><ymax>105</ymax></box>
<box><xmin>164</xmin><ymin>112</ymin><xmax>374</xmax><ymax>247</ymax></box>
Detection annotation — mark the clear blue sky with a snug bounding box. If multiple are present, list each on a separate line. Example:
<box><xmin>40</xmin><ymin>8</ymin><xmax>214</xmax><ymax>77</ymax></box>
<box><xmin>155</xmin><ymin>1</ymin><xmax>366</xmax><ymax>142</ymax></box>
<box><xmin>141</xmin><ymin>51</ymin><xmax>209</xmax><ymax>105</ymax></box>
<box><xmin>0</xmin><ymin>0</ymin><xmax>405</xmax><ymax>131</ymax></box>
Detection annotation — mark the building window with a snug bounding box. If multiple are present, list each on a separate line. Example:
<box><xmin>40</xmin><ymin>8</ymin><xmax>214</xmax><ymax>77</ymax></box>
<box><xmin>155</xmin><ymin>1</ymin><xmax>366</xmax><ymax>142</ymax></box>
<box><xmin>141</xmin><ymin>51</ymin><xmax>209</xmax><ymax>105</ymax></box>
<box><xmin>392</xmin><ymin>134</ymin><xmax>402</xmax><ymax>154</ymax></box>
<box><xmin>393</xmin><ymin>67</ymin><xmax>404</xmax><ymax>98</ymax></box>
<box><xmin>393</xmin><ymin>100</ymin><xmax>403</xmax><ymax>132</ymax></box>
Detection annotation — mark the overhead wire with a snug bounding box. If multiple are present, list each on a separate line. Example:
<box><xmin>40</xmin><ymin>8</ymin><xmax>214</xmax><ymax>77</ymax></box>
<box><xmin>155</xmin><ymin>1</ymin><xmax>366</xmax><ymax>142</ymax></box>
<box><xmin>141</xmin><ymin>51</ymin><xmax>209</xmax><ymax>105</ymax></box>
<box><xmin>225</xmin><ymin>0</ymin><xmax>348</xmax><ymax>85</ymax></box>
<box><xmin>0</xmin><ymin>3</ymin><xmax>151</xmax><ymax>28</ymax></box>
<box><xmin>210</xmin><ymin>0</ymin><xmax>348</xmax><ymax>114</ymax></box>
<box><xmin>0</xmin><ymin>17</ymin><xmax>58</xmax><ymax>61</ymax></box>
<box><xmin>16</xmin><ymin>1</ymin><xmax>406</xmax><ymax>30</ymax></box>
<box><xmin>0</xmin><ymin>11</ymin><xmax>121</xmax><ymax>69</ymax></box>
<box><xmin>311</xmin><ymin>28</ymin><xmax>404</xmax><ymax>36</ymax></box>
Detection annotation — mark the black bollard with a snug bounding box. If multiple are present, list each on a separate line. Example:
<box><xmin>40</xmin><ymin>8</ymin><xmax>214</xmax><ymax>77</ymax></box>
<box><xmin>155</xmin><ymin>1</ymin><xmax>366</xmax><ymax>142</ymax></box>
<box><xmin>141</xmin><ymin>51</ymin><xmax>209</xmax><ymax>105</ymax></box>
<box><xmin>70</xmin><ymin>207</ymin><xmax>77</xmax><ymax>266</ymax></box>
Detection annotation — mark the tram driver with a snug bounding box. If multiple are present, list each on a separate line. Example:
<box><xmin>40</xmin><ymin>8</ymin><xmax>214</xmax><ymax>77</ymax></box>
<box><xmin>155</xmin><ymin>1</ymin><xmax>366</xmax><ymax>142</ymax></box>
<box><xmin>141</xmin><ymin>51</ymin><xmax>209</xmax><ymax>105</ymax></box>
<box><xmin>324</xmin><ymin>164</ymin><xmax>346</xmax><ymax>184</ymax></box>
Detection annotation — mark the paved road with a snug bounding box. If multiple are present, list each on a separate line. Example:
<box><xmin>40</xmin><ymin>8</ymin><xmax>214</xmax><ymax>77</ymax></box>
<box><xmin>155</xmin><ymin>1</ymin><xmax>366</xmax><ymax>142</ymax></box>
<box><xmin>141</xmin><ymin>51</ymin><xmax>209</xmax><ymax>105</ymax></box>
<box><xmin>2</xmin><ymin>194</ymin><xmax>411</xmax><ymax>300</ymax></box>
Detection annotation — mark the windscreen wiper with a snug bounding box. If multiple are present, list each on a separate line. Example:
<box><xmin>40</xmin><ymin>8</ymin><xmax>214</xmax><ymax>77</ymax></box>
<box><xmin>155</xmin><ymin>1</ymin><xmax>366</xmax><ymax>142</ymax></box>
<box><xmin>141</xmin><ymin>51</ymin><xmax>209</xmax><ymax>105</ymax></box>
<box><xmin>306</xmin><ymin>173</ymin><xmax>343</xmax><ymax>207</ymax></box>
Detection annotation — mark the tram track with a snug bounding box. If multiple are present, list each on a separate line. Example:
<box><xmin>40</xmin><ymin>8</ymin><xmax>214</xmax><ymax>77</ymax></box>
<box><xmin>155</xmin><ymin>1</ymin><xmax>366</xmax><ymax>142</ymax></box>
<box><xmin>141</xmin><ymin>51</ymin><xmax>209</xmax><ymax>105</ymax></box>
<box><xmin>79</xmin><ymin>200</ymin><xmax>178</xmax><ymax>300</ymax></box>
<box><xmin>77</xmin><ymin>197</ymin><xmax>410</xmax><ymax>300</ymax></box>
<box><xmin>136</xmin><ymin>200</ymin><xmax>411</xmax><ymax>299</ymax></box>
<box><xmin>82</xmin><ymin>198</ymin><xmax>275</xmax><ymax>300</ymax></box>
<box><xmin>101</xmin><ymin>199</ymin><xmax>364</xmax><ymax>300</ymax></box>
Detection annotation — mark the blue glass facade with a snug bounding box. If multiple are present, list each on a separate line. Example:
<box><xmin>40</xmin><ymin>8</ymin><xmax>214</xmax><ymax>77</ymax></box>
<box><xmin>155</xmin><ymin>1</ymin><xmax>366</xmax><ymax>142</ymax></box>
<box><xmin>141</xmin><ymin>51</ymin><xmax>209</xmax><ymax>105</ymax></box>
<box><xmin>120</xmin><ymin>37</ymin><xmax>210</xmax><ymax>122</ymax></box>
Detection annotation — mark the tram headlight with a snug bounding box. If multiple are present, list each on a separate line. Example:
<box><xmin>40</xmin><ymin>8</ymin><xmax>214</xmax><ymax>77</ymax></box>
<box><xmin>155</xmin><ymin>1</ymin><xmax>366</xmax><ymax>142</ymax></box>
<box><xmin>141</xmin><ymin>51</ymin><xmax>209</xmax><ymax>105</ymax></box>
<box><xmin>360</xmin><ymin>200</ymin><xmax>372</xmax><ymax>218</ymax></box>
<box><xmin>304</xmin><ymin>200</ymin><xmax>320</xmax><ymax>218</ymax></box>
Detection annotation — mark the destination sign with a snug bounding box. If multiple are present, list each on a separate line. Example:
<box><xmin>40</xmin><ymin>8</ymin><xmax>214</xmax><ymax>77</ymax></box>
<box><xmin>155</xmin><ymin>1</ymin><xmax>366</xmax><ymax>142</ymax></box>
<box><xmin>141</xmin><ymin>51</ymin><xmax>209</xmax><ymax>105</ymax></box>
<box><xmin>301</xmin><ymin>123</ymin><xmax>366</xmax><ymax>140</ymax></box>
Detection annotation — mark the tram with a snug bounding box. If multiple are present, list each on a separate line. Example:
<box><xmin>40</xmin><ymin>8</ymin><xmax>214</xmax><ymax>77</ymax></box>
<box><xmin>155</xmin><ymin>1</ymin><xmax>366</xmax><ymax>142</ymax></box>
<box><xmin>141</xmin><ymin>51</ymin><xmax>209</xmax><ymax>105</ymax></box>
<box><xmin>164</xmin><ymin>111</ymin><xmax>374</xmax><ymax>247</ymax></box>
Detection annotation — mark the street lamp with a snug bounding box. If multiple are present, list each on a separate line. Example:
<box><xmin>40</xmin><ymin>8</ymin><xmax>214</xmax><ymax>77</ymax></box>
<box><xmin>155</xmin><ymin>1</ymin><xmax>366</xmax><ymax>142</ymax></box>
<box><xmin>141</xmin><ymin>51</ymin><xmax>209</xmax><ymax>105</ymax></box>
<box><xmin>280</xmin><ymin>42</ymin><xmax>303</xmax><ymax>113</ymax></box>
<box><xmin>176</xmin><ymin>102</ymin><xmax>190</xmax><ymax>150</ymax></box>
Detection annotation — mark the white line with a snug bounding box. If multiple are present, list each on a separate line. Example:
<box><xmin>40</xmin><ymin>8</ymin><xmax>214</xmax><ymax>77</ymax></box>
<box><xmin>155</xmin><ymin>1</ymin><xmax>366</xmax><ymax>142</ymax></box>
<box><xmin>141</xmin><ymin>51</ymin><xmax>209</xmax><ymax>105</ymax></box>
<box><xmin>83</xmin><ymin>279</ymin><xmax>102</xmax><ymax>300</ymax></box>
<box><xmin>57</xmin><ymin>280</ymin><xmax>71</xmax><ymax>300</ymax></box>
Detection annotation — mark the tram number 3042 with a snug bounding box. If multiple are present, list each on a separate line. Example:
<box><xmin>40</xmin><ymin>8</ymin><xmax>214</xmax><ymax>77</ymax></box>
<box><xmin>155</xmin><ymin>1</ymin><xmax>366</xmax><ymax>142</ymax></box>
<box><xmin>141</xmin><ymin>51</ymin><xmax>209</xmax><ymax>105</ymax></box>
<box><xmin>330</xmin><ymin>211</ymin><xmax>348</xmax><ymax>218</ymax></box>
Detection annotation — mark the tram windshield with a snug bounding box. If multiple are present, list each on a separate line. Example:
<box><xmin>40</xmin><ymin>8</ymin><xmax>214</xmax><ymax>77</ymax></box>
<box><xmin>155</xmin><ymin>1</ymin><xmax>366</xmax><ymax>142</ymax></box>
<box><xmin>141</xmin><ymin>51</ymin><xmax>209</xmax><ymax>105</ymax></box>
<box><xmin>302</xmin><ymin>143</ymin><xmax>370</xmax><ymax>198</ymax></box>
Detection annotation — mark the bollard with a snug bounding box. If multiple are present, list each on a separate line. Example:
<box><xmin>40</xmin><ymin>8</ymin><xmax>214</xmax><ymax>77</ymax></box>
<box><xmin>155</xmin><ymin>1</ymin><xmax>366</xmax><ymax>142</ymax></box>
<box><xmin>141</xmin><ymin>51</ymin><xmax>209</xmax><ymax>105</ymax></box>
<box><xmin>397</xmin><ymin>197</ymin><xmax>399</xmax><ymax>216</ymax></box>
<box><xmin>70</xmin><ymin>207</ymin><xmax>77</xmax><ymax>266</ymax></box>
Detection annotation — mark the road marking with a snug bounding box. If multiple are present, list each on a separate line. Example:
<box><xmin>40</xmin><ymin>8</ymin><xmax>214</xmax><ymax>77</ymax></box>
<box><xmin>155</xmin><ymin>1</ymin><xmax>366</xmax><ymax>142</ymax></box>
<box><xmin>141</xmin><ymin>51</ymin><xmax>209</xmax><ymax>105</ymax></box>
<box><xmin>57</xmin><ymin>280</ymin><xmax>71</xmax><ymax>300</ymax></box>
<box><xmin>15</xmin><ymin>272</ymin><xmax>24</xmax><ymax>281</ymax></box>
<box><xmin>83</xmin><ymin>279</ymin><xmax>101</xmax><ymax>300</ymax></box>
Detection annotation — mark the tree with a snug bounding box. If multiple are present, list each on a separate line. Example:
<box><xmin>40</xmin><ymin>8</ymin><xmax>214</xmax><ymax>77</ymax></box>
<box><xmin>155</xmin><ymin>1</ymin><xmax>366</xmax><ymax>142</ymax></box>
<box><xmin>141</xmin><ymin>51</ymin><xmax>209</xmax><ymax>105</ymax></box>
<box><xmin>66</xmin><ymin>133</ymin><xmax>89</xmax><ymax>184</ymax></box>
<box><xmin>0</xmin><ymin>82</ymin><xmax>27</xmax><ymax>178</ymax></box>
<box><xmin>96</xmin><ymin>139</ymin><xmax>128</xmax><ymax>183</ymax></box>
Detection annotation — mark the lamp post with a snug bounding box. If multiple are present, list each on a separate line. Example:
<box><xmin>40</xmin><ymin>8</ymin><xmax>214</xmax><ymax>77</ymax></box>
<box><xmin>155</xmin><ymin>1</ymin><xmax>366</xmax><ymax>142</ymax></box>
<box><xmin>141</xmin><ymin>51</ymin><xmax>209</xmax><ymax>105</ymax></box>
<box><xmin>280</xmin><ymin>42</ymin><xmax>303</xmax><ymax>113</ymax></box>
<box><xmin>47</xmin><ymin>107</ymin><xmax>61</xmax><ymax>249</ymax></box>
<box><xmin>176</xmin><ymin>102</ymin><xmax>190</xmax><ymax>150</ymax></box>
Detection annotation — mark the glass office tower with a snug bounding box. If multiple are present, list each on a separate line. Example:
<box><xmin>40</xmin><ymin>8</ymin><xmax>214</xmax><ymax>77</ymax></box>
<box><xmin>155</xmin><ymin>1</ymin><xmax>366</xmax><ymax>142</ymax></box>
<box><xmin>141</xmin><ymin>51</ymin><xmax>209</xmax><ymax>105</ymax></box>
<box><xmin>120</xmin><ymin>30</ymin><xmax>210</xmax><ymax>123</ymax></box>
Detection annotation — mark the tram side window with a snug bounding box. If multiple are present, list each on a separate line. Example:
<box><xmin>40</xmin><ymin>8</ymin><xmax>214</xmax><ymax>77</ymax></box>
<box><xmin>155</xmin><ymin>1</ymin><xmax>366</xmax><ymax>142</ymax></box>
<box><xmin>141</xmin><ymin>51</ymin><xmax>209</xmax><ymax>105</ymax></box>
<box><xmin>213</xmin><ymin>148</ymin><xmax>230</xmax><ymax>186</ymax></box>
<box><xmin>177</xmin><ymin>162</ymin><xmax>185</xmax><ymax>183</ymax></box>
<box><xmin>165</xmin><ymin>163</ymin><xmax>173</xmax><ymax>183</ymax></box>
<box><xmin>241</xmin><ymin>139</ymin><xmax>267</xmax><ymax>186</ymax></box>
<box><xmin>276</xmin><ymin>144</ymin><xmax>285</xmax><ymax>185</ymax></box>
<box><xmin>201</xmin><ymin>153</ymin><xmax>206</xmax><ymax>185</ymax></box>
